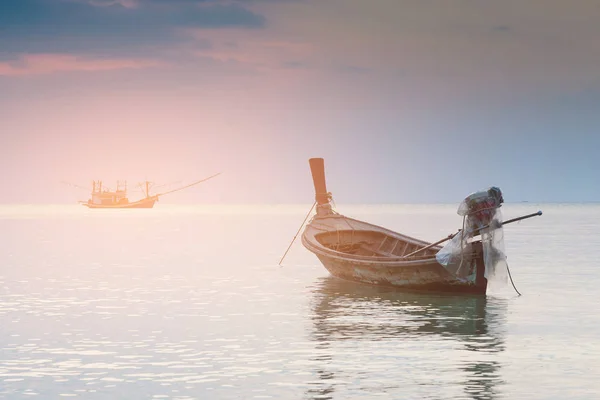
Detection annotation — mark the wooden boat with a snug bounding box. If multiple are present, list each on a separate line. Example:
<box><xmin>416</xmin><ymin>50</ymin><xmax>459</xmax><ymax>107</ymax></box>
<box><xmin>79</xmin><ymin>180</ymin><xmax>157</xmax><ymax>209</ymax></box>
<box><xmin>65</xmin><ymin>173</ymin><xmax>221</xmax><ymax>209</ymax></box>
<box><xmin>300</xmin><ymin>158</ymin><xmax>541</xmax><ymax>295</ymax></box>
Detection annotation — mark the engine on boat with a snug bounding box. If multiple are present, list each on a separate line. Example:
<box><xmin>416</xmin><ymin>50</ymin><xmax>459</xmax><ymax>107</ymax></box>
<box><xmin>458</xmin><ymin>187</ymin><xmax>503</xmax><ymax>228</ymax></box>
<box><xmin>436</xmin><ymin>187</ymin><xmax>508</xmax><ymax>285</ymax></box>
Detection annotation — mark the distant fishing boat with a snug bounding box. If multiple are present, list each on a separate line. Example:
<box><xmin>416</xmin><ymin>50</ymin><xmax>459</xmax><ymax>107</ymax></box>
<box><xmin>63</xmin><ymin>173</ymin><xmax>221</xmax><ymax>209</ymax></box>
<box><xmin>298</xmin><ymin>158</ymin><xmax>541</xmax><ymax>295</ymax></box>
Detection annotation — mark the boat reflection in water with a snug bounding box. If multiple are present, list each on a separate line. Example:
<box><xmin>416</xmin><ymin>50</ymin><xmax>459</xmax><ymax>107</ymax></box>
<box><xmin>305</xmin><ymin>277</ymin><xmax>508</xmax><ymax>400</ymax></box>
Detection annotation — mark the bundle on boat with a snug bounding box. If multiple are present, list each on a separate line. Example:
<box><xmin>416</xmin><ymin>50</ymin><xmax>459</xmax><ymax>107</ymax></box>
<box><xmin>300</xmin><ymin>158</ymin><xmax>542</xmax><ymax>295</ymax></box>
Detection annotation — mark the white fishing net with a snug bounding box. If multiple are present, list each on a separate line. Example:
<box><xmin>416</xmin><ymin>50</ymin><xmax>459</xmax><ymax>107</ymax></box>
<box><xmin>435</xmin><ymin>231</ymin><xmax>473</xmax><ymax>279</ymax></box>
<box><xmin>480</xmin><ymin>208</ymin><xmax>508</xmax><ymax>284</ymax></box>
<box><xmin>436</xmin><ymin>187</ymin><xmax>507</xmax><ymax>286</ymax></box>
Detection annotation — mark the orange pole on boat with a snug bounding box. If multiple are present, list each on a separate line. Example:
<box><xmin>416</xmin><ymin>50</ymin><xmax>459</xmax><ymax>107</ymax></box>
<box><xmin>309</xmin><ymin>158</ymin><xmax>329</xmax><ymax>205</ymax></box>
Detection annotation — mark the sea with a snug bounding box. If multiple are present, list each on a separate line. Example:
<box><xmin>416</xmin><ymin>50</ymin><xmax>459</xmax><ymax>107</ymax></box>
<box><xmin>0</xmin><ymin>203</ymin><xmax>598</xmax><ymax>399</ymax></box>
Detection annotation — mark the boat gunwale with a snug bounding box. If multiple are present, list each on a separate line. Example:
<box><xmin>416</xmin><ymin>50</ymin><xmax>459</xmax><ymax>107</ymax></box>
<box><xmin>302</xmin><ymin>213</ymin><xmax>448</xmax><ymax>267</ymax></box>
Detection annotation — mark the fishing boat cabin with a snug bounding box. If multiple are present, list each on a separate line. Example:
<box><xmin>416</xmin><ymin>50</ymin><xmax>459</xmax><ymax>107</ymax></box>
<box><xmin>88</xmin><ymin>180</ymin><xmax>129</xmax><ymax>206</ymax></box>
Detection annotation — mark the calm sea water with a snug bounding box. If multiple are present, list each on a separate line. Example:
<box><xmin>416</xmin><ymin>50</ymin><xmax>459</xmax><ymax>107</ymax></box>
<box><xmin>1</xmin><ymin>204</ymin><xmax>598</xmax><ymax>399</ymax></box>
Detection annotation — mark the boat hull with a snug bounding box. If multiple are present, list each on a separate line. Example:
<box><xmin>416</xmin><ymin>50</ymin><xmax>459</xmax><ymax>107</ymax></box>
<box><xmin>314</xmin><ymin>253</ymin><xmax>486</xmax><ymax>295</ymax></box>
<box><xmin>302</xmin><ymin>212</ymin><xmax>487</xmax><ymax>295</ymax></box>
<box><xmin>81</xmin><ymin>196</ymin><xmax>157</xmax><ymax>209</ymax></box>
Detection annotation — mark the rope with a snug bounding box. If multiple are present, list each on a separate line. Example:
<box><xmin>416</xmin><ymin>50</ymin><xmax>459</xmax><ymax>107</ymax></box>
<box><xmin>156</xmin><ymin>172</ymin><xmax>221</xmax><ymax>197</ymax></box>
<box><xmin>278</xmin><ymin>201</ymin><xmax>317</xmax><ymax>267</ymax></box>
<box><xmin>506</xmin><ymin>262</ymin><xmax>522</xmax><ymax>296</ymax></box>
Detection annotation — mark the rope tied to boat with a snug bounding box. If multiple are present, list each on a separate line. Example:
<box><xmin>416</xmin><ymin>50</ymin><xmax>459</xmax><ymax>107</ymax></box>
<box><xmin>278</xmin><ymin>201</ymin><xmax>317</xmax><ymax>267</ymax></box>
<box><xmin>506</xmin><ymin>262</ymin><xmax>522</xmax><ymax>296</ymax></box>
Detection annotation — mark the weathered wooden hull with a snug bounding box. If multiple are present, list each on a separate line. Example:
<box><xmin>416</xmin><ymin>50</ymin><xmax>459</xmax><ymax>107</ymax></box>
<box><xmin>81</xmin><ymin>196</ymin><xmax>157</xmax><ymax>209</ymax></box>
<box><xmin>313</xmin><ymin>254</ymin><xmax>486</xmax><ymax>294</ymax></box>
<box><xmin>302</xmin><ymin>213</ymin><xmax>487</xmax><ymax>295</ymax></box>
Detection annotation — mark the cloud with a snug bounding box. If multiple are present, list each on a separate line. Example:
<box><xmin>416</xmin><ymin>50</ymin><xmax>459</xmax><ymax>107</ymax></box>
<box><xmin>185</xmin><ymin>29</ymin><xmax>315</xmax><ymax>71</ymax></box>
<box><xmin>491</xmin><ymin>25</ymin><xmax>510</xmax><ymax>33</ymax></box>
<box><xmin>282</xmin><ymin>61</ymin><xmax>308</xmax><ymax>69</ymax></box>
<box><xmin>0</xmin><ymin>54</ymin><xmax>163</xmax><ymax>76</ymax></box>
<box><xmin>337</xmin><ymin>65</ymin><xmax>370</xmax><ymax>74</ymax></box>
<box><xmin>0</xmin><ymin>0</ymin><xmax>266</xmax><ymax>56</ymax></box>
<box><xmin>0</xmin><ymin>0</ymin><xmax>266</xmax><ymax>29</ymax></box>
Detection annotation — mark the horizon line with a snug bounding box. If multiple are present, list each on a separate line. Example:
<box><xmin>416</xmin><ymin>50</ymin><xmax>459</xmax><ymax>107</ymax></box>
<box><xmin>0</xmin><ymin>201</ymin><xmax>595</xmax><ymax>206</ymax></box>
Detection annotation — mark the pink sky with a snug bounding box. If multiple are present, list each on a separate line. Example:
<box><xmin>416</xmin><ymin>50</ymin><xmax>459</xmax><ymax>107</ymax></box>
<box><xmin>1</xmin><ymin>0</ymin><xmax>599</xmax><ymax>203</ymax></box>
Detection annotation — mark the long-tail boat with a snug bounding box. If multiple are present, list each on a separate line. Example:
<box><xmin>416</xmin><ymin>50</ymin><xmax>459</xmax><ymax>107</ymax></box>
<box><xmin>300</xmin><ymin>158</ymin><xmax>541</xmax><ymax>295</ymax></box>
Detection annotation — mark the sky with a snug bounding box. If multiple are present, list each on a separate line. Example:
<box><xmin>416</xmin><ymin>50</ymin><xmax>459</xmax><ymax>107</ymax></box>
<box><xmin>1</xmin><ymin>0</ymin><xmax>599</xmax><ymax>204</ymax></box>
